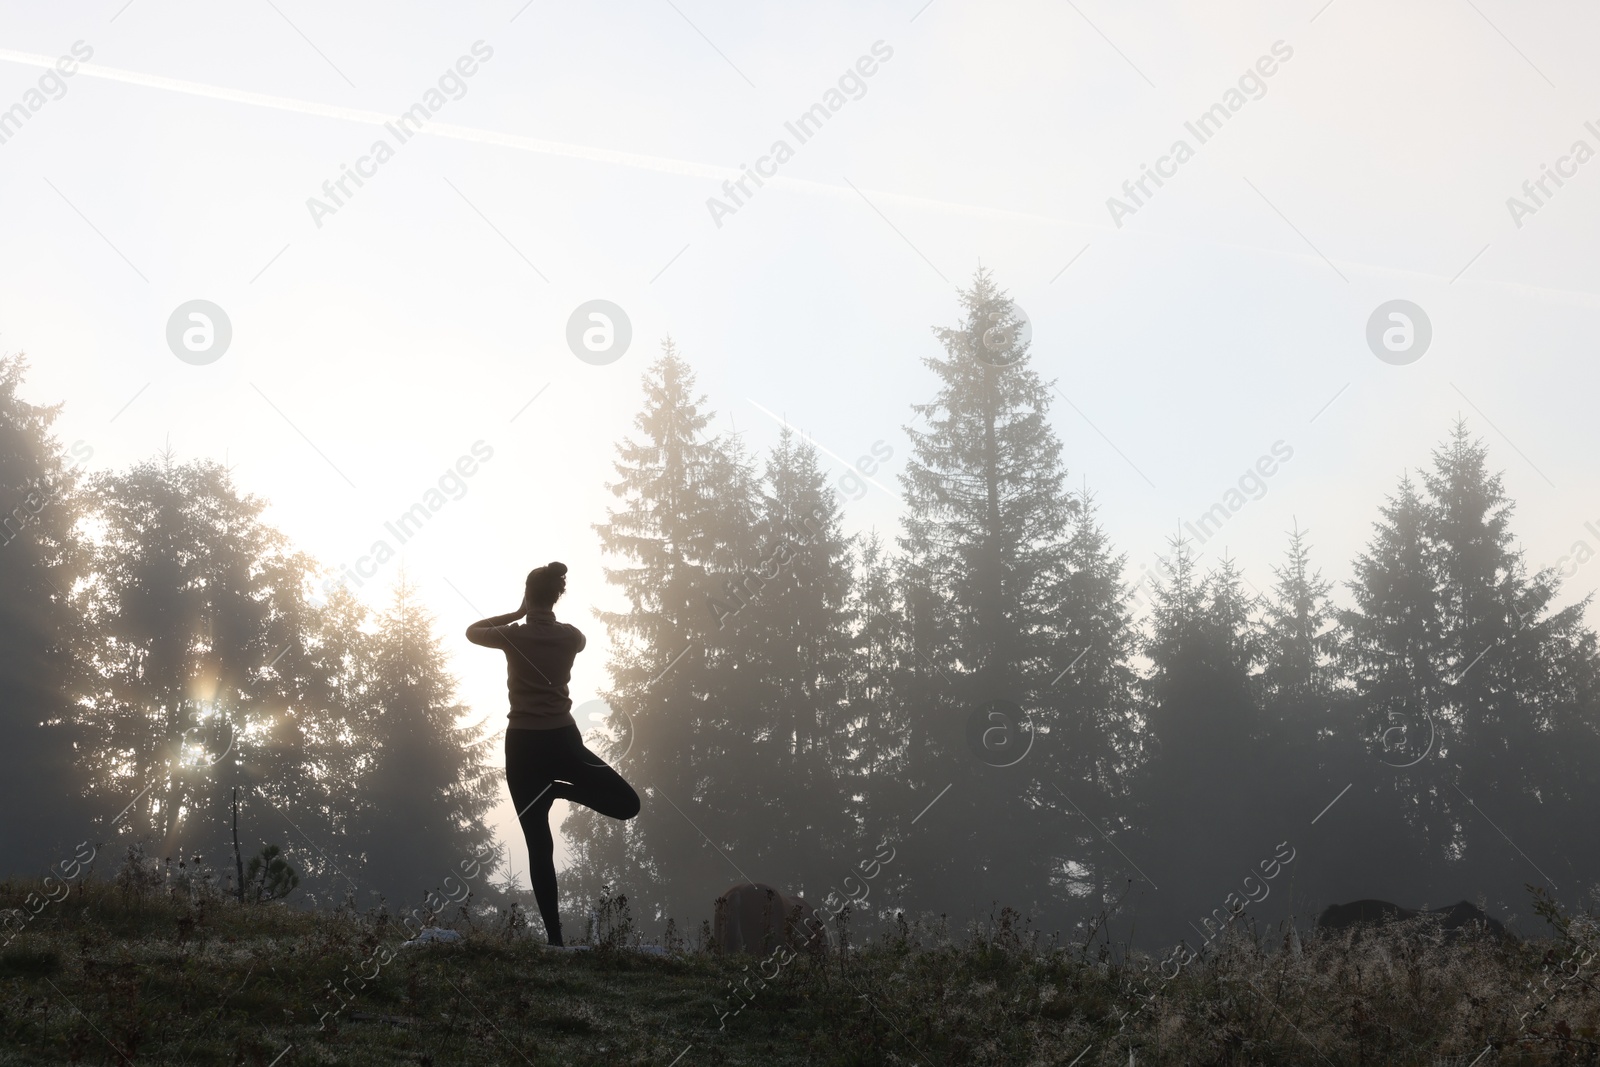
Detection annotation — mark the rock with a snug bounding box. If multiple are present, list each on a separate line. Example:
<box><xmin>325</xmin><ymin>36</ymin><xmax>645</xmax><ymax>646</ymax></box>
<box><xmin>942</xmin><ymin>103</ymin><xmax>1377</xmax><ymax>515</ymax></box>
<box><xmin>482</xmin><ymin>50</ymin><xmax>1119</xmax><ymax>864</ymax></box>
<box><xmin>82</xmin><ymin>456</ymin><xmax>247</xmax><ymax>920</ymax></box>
<box><xmin>713</xmin><ymin>882</ymin><xmax>824</xmax><ymax>956</ymax></box>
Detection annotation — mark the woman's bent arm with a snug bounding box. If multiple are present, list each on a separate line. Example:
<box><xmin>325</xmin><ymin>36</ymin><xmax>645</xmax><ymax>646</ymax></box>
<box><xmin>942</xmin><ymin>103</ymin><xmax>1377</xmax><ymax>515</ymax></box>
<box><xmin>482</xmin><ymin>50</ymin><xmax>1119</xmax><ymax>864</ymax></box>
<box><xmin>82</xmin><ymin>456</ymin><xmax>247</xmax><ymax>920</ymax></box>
<box><xmin>466</xmin><ymin>609</ymin><xmax>524</xmax><ymax>647</ymax></box>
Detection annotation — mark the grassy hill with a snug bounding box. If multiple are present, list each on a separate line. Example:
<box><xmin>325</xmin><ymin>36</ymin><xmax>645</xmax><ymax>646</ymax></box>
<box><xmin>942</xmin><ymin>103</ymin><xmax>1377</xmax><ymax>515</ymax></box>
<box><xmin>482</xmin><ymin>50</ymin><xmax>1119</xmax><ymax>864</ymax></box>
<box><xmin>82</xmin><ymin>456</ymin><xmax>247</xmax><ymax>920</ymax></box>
<box><xmin>1</xmin><ymin>873</ymin><xmax>1596</xmax><ymax>1065</ymax></box>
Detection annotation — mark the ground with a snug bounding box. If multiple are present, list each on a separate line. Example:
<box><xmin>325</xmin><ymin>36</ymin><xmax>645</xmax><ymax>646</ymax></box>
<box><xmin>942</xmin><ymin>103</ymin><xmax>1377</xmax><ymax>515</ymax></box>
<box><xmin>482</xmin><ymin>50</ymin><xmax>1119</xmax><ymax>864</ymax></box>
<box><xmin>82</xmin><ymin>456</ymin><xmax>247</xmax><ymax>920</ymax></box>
<box><xmin>2</xmin><ymin>879</ymin><xmax>1598</xmax><ymax>1065</ymax></box>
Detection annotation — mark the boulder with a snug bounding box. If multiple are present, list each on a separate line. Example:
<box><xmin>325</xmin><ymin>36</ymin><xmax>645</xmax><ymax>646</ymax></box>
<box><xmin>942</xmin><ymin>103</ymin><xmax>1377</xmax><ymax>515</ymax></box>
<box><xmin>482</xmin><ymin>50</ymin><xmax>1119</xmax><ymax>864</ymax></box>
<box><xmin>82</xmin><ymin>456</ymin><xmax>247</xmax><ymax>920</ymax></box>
<box><xmin>713</xmin><ymin>882</ymin><xmax>824</xmax><ymax>956</ymax></box>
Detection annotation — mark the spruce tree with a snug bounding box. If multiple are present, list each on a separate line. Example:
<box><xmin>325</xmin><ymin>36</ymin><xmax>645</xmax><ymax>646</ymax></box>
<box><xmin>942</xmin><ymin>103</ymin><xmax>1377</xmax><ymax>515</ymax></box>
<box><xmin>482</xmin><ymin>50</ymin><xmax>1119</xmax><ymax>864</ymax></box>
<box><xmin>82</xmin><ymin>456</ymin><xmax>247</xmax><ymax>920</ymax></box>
<box><xmin>722</xmin><ymin>429</ymin><xmax>856</xmax><ymax>899</ymax></box>
<box><xmin>0</xmin><ymin>356</ymin><xmax>94</xmax><ymax>873</ymax></box>
<box><xmin>1421</xmin><ymin>424</ymin><xmax>1595</xmax><ymax>901</ymax></box>
<box><xmin>1338</xmin><ymin>473</ymin><xmax>1447</xmax><ymax>895</ymax></box>
<box><xmin>565</xmin><ymin>340</ymin><xmax>762</xmax><ymax>929</ymax></box>
<box><xmin>358</xmin><ymin>576</ymin><xmax>499</xmax><ymax>910</ymax></box>
<box><xmin>894</xmin><ymin>267</ymin><xmax>1112</xmax><ymax>926</ymax></box>
<box><xmin>1256</xmin><ymin>526</ymin><xmax>1351</xmax><ymax>857</ymax></box>
<box><xmin>1260</xmin><ymin>524</ymin><xmax>1337</xmax><ymax>716</ymax></box>
<box><xmin>1136</xmin><ymin>541</ymin><xmax>1268</xmax><ymax>947</ymax></box>
<box><xmin>1043</xmin><ymin>489</ymin><xmax>1141</xmax><ymax>917</ymax></box>
<box><xmin>1339</xmin><ymin>423</ymin><xmax>1600</xmax><ymax>906</ymax></box>
<box><xmin>844</xmin><ymin>532</ymin><xmax>912</xmax><ymax>828</ymax></box>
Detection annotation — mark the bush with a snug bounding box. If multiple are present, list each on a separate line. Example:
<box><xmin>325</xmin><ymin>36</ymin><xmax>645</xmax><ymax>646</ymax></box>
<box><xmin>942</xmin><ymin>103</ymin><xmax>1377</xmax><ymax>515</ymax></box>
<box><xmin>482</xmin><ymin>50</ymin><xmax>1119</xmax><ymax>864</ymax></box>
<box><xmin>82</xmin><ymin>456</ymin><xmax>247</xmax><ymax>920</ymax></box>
<box><xmin>244</xmin><ymin>844</ymin><xmax>299</xmax><ymax>904</ymax></box>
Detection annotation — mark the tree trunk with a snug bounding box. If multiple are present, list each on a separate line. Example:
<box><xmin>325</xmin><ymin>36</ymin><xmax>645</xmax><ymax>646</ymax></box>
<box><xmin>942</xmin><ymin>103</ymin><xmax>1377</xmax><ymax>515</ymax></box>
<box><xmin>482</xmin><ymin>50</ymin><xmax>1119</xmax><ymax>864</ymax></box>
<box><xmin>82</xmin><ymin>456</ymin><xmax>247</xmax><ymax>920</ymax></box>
<box><xmin>233</xmin><ymin>787</ymin><xmax>244</xmax><ymax>904</ymax></box>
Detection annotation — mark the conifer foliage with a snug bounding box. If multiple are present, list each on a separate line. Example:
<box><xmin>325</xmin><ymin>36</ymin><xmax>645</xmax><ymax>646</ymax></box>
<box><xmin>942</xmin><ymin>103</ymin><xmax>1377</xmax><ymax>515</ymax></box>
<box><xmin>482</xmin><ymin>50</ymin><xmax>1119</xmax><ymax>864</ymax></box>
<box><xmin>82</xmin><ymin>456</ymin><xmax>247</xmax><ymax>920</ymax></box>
<box><xmin>551</xmin><ymin>275</ymin><xmax>1600</xmax><ymax>943</ymax></box>
<box><xmin>0</xmin><ymin>355</ymin><xmax>94</xmax><ymax>864</ymax></box>
<box><xmin>566</xmin><ymin>340</ymin><xmax>764</xmax><ymax>925</ymax></box>
<box><xmin>5</xmin><ymin>283</ymin><xmax>1600</xmax><ymax>947</ymax></box>
<box><xmin>889</xmin><ymin>268</ymin><xmax>1133</xmax><ymax>924</ymax></box>
<box><xmin>5</xmin><ymin>421</ymin><xmax>500</xmax><ymax>908</ymax></box>
<box><xmin>356</xmin><ymin>578</ymin><xmax>500</xmax><ymax>908</ymax></box>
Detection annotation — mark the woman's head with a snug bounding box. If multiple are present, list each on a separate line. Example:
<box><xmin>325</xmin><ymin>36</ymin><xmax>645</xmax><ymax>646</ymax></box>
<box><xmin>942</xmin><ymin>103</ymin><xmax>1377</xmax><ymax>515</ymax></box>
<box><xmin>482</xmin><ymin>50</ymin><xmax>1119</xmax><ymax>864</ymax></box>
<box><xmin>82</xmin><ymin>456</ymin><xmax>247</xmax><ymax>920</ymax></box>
<box><xmin>524</xmin><ymin>561</ymin><xmax>568</xmax><ymax>610</ymax></box>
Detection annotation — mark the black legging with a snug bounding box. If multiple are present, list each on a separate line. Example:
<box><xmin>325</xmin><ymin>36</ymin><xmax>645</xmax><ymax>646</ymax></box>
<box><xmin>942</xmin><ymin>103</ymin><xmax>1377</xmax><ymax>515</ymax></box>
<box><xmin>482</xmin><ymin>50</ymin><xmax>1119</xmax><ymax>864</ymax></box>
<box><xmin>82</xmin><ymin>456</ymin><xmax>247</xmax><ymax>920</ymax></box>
<box><xmin>505</xmin><ymin>725</ymin><xmax>640</xmax><ymax>945</ymax></box>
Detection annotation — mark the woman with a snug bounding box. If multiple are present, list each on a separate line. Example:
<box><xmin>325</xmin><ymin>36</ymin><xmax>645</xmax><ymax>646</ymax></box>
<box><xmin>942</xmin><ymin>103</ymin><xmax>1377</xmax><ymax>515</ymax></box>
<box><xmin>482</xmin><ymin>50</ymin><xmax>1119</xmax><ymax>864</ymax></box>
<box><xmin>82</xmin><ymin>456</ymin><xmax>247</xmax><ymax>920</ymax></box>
<box><xmin>466</xmin><ymin>561</ymin><xmax>640</xmax><ymax>946</ymax></box>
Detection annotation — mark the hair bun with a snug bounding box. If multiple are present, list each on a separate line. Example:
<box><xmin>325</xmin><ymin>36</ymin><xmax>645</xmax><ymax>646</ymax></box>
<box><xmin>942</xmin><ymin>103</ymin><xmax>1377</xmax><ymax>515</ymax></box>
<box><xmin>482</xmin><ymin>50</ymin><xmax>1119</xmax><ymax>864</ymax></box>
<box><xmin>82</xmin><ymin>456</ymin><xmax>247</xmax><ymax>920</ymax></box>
<box><xmin>547</xmin><ymin>561</ymin><xmax>568</xmax><ymax>577</ymax></box>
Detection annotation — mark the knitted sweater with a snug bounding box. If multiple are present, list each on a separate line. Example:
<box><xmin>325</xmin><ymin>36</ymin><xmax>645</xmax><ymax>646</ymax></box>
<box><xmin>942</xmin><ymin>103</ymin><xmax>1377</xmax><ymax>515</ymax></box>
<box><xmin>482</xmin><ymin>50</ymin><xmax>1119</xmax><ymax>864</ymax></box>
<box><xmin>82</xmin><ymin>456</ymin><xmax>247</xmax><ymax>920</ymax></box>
<box><xmin>476</xmin><ymin>609</ymin><xmax>586</xmax><ymax>730</ymax></box>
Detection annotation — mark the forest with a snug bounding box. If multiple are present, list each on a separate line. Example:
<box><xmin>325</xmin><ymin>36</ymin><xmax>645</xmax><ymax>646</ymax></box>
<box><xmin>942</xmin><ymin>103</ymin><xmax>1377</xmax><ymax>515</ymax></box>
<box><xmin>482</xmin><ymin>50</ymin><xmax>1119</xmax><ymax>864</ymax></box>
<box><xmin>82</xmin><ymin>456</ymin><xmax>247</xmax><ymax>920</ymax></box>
<box><xmin>3</xmin><ymin>268</ymin><xmax>1595</xmax><ymax>953</ymax></box>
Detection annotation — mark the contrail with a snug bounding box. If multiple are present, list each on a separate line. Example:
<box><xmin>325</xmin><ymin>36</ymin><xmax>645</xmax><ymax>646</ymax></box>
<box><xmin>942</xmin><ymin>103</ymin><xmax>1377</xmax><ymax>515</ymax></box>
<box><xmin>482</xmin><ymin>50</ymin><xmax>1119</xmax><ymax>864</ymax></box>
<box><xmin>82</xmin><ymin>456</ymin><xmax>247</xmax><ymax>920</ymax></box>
<box><xmin>8</xmin><ymin>48</ymin><xmax>1600</xmax><ymax>308</ymax></box>
<box><xmin>0</xmin><ymin>47</ymin><xmax>1073</xmax><ymax>230</ymax></box>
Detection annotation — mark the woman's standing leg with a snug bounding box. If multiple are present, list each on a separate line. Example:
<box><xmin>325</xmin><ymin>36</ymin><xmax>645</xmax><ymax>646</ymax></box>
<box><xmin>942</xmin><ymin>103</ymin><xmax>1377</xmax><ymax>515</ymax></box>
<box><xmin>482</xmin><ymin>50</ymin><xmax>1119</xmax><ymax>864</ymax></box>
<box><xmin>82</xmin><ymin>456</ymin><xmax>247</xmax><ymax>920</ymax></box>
<box><xmin>505</xmin><ymin>729</ymin><xmax>566</xmax><ymax>945</ymax></box>
<box><xmin>505</xmin><ymin>726</ymin><xmax>641</xmax><ymax>946</ymax></box>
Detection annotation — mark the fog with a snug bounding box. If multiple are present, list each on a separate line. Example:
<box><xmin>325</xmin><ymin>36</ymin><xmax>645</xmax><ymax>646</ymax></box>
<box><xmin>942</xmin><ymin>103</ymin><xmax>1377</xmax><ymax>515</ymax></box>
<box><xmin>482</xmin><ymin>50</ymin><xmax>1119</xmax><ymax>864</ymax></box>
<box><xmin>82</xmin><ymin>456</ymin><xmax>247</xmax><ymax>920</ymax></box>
<box><xmin>3</xmin><ymin>0</ymin><xmax>1599</xmax><ymax>952</ymax></box>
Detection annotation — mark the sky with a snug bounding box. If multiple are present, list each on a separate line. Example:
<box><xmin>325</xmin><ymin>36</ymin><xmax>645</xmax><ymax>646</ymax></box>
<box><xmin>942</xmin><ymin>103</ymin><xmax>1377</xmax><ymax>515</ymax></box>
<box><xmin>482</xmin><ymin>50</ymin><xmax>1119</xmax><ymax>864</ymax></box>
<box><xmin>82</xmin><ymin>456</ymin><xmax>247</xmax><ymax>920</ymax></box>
<box><xmin>4</xmin><ymin>0</ymin><xmax>1599</xmax><ymax>884</ymax></box>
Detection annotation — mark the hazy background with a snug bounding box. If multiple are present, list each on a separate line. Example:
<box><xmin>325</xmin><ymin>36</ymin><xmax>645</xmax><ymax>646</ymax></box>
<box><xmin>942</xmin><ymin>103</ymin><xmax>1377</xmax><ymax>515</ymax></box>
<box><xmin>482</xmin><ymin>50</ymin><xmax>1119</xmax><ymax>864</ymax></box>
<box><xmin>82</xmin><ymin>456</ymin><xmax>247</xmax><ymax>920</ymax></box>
<box><xmin>4</xmin><ymin>0</ymin><xmax>1597</xmax><ymax>886</ymax></box>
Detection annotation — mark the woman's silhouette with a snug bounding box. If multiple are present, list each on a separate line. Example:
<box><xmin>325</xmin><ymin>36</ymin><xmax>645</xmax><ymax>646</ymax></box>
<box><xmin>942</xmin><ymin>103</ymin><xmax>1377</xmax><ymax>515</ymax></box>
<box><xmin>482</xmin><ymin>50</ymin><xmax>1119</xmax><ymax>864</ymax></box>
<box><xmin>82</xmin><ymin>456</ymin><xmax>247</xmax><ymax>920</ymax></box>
<box><xmin>467</xmin><ymin>562</ymin><xmax>640</xmax><ymax>946</ymax></box>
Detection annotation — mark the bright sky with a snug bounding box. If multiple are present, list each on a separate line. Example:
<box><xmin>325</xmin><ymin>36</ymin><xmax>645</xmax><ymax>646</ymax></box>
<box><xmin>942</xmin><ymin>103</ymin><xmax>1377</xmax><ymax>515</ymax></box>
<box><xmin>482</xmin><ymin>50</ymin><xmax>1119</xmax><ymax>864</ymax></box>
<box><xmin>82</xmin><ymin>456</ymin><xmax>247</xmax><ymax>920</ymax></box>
<box><xmin>5</xmin><ymin>0</ymin><xmax>1599</xmax><ymax>884</ymax></box>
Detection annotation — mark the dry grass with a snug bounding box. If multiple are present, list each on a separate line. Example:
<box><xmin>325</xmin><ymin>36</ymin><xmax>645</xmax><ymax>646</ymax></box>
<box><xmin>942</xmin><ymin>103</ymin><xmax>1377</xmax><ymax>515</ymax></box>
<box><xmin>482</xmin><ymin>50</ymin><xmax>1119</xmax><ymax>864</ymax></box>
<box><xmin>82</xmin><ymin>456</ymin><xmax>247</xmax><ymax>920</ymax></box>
<box><xmin>2</xmin><ymin>873</ymin><xmax>1597</xmax><ymax>1066</ymax></box>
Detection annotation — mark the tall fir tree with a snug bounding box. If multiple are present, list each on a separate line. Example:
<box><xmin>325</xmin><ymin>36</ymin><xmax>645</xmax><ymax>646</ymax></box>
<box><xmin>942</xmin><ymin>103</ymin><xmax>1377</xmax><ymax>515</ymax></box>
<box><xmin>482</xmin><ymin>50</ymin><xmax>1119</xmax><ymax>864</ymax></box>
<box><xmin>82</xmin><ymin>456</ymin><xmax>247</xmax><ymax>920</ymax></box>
<box><xmin>1046</xmin><ymin>488</ymin><xmax>1141</xmax><ymax>916</ymax></box>
<box><xmin>843</xmin><ymin>532</ymin><xmax>912</xmax><ymax>853</ymax></box>
<box><xmin>357</xmin><ymin>576</ymin><xmax>500</xmax><ymax>910</ymax></box>
<box><xmin>1337</xmin><ymin>472</ymin><xmax>1448</xmax><ymax>900</ymax></box>
<box><xmin>1335</xmin><ymin>423</ymin><xmax>1600</xmax><ymax>909</ymax></box>
<box><xmin>1256</xmin><ymin>525</ymin><xmax>1352</xmax><ymax>857</ymax></box>
<box><xmin>1135</xmin><ymin>540</ymin><xmax>1271</xmax><ymax>947</ymax></box>
<box><xmin>564</xmin><ymin>340</ymin><xmax>762</xmax><ymax>928</ymax></box>
<box><xmin>894</xmin><ymin>267</ymin><xmax>1126</xmax><ymax>926</ymax></box>
<box><xmin>0</xmin><ymin>356</ymin><xmax>94</xmax><ymax>873</ymax></box>
<box><xmin>719</xmin><ymin>428</ymin><xmax>857</xmax><ymax>900</ymax></box>
<box><xmin>1260</xmin><ymin>524</ymin><xmax>1337</xmax><ymax>720</ymax></box>
<box><xmin>1340</xmin><ymin>423</ymin><xmax>1600</xmax><ymax>907</ymax></box>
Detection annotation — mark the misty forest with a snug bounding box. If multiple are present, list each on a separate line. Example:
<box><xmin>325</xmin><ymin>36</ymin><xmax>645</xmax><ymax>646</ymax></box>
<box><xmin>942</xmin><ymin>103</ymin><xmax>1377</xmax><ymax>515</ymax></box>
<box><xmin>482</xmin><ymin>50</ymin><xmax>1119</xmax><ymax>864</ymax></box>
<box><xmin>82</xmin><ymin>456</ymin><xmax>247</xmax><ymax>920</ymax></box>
<box><xmin>6</xmin><ymin>270</ymin><xmax>1595</xmax><ymax>954</ymax></box>
<box><xmin>6</xmin><ymin>271</ymin><xmax>1600</xmax><ymax>1064</ymax></box>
